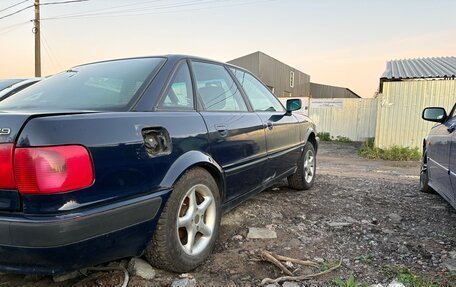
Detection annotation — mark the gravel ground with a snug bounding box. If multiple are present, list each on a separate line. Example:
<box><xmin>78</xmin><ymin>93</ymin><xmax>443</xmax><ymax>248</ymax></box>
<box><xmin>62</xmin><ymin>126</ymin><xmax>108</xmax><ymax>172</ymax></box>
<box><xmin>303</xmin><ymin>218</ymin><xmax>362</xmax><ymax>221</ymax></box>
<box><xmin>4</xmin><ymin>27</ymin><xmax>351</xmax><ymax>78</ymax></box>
<box><xmin>1</xmin><ymin>142</ymin><xmax>456</xmax><ymax>287</ymax></box>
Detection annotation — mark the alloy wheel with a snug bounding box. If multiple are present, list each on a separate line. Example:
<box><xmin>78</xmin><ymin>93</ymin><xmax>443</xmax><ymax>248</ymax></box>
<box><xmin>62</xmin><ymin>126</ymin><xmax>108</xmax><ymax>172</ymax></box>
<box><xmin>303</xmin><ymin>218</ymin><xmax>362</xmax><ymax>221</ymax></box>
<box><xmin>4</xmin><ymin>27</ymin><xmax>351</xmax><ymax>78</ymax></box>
<box><xmin>176</xmin><ymin>184</ymin><xmax>216</xmax><ymax>256</ymax></box>
<box><xmin>304</xmin><ymin>149</ymin><xmax>315</xmax><ymax>183</ymax></box>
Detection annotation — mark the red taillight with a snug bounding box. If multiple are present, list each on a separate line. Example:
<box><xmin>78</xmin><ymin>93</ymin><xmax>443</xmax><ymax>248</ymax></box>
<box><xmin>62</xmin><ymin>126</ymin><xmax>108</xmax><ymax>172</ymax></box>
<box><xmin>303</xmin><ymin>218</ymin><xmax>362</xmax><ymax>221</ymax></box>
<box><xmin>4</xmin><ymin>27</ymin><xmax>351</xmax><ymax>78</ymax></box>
<box><xmin>0</xmin><ymin>144</ymin><xmax>16</xmax><ymax>189</ymax></box>
<box><xmin>14</xmin><ymin>145</ymin><xmax>94</xmax><ymax>194</ymax></box>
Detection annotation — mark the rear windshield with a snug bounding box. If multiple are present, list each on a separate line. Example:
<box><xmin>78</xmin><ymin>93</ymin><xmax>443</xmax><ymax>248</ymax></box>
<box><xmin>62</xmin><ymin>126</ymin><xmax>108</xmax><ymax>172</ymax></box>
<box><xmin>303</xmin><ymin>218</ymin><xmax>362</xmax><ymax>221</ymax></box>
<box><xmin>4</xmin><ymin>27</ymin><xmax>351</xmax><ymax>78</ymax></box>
<box><xmin>0</xmin><ymin>58</ymin><xmax>165</xmax><ymax>111</ymax></box>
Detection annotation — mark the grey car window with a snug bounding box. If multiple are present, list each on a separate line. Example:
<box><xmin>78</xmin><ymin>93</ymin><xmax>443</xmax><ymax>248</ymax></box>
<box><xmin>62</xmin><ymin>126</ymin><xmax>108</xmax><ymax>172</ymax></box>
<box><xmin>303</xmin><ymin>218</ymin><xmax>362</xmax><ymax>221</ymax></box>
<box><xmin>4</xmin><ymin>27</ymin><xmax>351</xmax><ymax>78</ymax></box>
<box><xmin>230</xmin><ymin>68</ymin><xmax>284</xmax><ymax>112</ymax></box>
<box><xmin>159</xmin><ymin>62</ymin><xmax>194</xmax><ymax>110</ymax></box>
<box><xmin>192</xmin><ymin>62</ymin><xmax>248</xmax><ymax>112</ymax></box>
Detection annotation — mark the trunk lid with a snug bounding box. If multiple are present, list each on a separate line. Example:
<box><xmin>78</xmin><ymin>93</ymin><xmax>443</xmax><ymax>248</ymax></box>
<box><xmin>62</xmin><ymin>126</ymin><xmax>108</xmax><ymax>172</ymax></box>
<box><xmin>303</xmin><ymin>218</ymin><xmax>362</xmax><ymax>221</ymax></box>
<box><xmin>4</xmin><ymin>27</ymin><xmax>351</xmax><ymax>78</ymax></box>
<box><xmin>0</xmin><ymin>112</ymin><xmax>32</xmax><ymax>144</ymax></box>
<box><xmin>0</xmin><ymin>110</ymin><xmax>97</xmax><ymax>212</ymax></box>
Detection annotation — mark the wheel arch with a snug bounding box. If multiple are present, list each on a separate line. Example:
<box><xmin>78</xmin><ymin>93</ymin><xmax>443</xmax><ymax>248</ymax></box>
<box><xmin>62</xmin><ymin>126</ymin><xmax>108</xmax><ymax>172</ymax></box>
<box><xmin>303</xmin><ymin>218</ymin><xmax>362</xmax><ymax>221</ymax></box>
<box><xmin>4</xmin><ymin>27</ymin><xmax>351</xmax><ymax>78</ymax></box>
<box><xmin>160</xmin><ymin>151</ymin><xmax>226</xmax><ymax>200</ymax></box>
<box><xmin>305</xmin><ymin>128</ymin><xmax>318</xmax><ymax>153</ymax></box>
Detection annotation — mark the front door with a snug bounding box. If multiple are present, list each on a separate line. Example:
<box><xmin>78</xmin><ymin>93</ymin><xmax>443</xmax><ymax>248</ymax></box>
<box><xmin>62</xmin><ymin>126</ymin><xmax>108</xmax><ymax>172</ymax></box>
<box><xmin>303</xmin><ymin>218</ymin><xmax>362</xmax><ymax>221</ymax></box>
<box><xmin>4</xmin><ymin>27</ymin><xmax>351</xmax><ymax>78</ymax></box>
<box><xmin>447</xmin><ymin>104</ymin><xmax>456</xmax><ymax>201</ymax></box>
<box><xmin>230</xmin><ymin>68</ymin><xmax>301</xmax><ymax>180</ymax></box>
<box><xmin>428</xmin><ymin>105</ymin><xmax>456</xmax><ymax>201</ymax></box>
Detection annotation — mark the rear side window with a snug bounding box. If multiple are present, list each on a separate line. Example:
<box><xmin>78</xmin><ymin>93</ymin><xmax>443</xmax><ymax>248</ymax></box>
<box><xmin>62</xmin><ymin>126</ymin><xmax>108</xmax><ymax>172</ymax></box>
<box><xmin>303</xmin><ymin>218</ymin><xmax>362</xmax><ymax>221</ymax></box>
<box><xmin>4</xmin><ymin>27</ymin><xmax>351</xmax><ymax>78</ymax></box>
<box><xmin>231</xmin><ymin>68</ymin><xmax>284</xmax><ymax>112</ymax></box>
<box><xmin>159</xmin><ymin>62</ymin><xmax>194</xmax><ymax>110</ymax></box>
<box><xmin>0</xmin><ymin>58</ymin><xmax>165</xmax><ymax>111</ymax></box>
<box><xmin>192</xmin><ymin>62</ymin><xmax>248</xmax><ymax>112</ymax></box>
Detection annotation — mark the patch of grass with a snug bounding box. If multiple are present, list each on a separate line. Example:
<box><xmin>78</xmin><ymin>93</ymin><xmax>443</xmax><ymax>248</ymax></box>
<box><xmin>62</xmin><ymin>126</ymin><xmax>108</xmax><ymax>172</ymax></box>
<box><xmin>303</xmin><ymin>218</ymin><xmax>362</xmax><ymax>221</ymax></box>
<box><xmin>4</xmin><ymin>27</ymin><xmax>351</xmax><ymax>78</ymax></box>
<box><xmin>335</xmin><ymin>135</ymin><xmax>351</xmax><ymax>143</ymax></box>
<box><xmin>318</xmin><ymin>132</ymin><xmax>331</xmax><ymax>141</ymax></box>
<box><xmin>317</xmin><ymin>132</ymin><xmax>351</xmax><ymax>143</ymax></box>
<box><xmin>320</xmin><ymin>258</ymin><xmax>343</xmax><ymax>272</ymax></box>
<box><xmin>381</xmin><ymin>264</ymin><xmax>455</xmax><ymax>287</ymax></box>
<box><xmin>353</xmin><ymin>254</ymin><xmax>373</xmax><ymax>264</ymax></box>
<box><xmin>320</xmin><ymin>258</ymin><xmax>332</xmax><ymax>271</ymax></box>
<box><xmin>333</xmin><ymin>274</ymin><xmax>365</xmax><ymax>287</ymax></box>
<box><xmin>358</xmin><ymin>138</ymin><xmax>420</xmax><ymax>161</ymax></box>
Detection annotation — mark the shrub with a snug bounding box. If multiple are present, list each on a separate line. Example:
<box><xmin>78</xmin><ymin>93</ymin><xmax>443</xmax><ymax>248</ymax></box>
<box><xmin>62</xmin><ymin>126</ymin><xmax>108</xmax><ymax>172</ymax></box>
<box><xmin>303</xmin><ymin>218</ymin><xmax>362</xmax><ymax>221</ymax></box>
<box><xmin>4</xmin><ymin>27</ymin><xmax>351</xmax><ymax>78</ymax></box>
<box><xmin>358</xmin><ymin>139</ymin><xmax>420</xmax><ymax>161</ymax></box>
<box><xmin>333</xmin><ymin>274</ymin><xmax>362</xmax><ymax>287</ymax></box>
<box><xmin>317</xmin><ymin>132</ymin><xmax>351</xmax><ymax>143</ymax></box>
<box><xmin>317</xmin><ymin>132</ymin><xmax>331</xmax><ymax>141</ymax></box>
<box><xmin>334</xmin><ymin>135</ymin><xmax>351</xmax><ymax>143</ymax></box>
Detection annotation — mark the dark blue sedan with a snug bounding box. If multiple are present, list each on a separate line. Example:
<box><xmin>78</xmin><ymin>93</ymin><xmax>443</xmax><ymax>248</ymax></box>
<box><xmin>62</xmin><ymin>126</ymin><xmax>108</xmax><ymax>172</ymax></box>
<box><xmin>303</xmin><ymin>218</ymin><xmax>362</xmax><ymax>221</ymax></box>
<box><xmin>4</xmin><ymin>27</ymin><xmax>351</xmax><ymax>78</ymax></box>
<box><xmin>0</xmin><ymin>55</ymin><xmax>317</xmax><ymax>274</ymax></box>
<box><xmin>421</xmin><ymin>103</ymin><xmax>456</xmax><ymax>206</ymax></box>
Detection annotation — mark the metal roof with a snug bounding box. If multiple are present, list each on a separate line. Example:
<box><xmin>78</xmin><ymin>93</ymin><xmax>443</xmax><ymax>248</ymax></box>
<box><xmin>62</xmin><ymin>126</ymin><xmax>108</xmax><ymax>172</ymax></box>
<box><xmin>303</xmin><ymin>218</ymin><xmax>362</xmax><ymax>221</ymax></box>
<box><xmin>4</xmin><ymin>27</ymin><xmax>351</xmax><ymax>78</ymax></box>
<box><xmin>381</xmin><ymin>56</ymin><xmax>456</xmax><ymax>80</ymax></box>
<box><xmin>310</xmin><ymin>82</ymin><xmax>361</xmax><ymax>98</ymax></box>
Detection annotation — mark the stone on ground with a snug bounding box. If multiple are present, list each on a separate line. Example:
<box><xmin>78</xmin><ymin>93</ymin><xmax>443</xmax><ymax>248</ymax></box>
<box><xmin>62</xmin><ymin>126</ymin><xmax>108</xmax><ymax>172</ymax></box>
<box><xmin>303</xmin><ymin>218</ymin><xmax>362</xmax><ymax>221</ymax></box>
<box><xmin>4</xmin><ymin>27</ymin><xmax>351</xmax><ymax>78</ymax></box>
<box><xmin>247</xmin><ymin>227</ymin><xmax>277</xmax><ymax>239</ymax></box>
<box><xmin>128</xmin><ymin>257</ymin><xmax>156</xmax><ymax>280</ymax></box>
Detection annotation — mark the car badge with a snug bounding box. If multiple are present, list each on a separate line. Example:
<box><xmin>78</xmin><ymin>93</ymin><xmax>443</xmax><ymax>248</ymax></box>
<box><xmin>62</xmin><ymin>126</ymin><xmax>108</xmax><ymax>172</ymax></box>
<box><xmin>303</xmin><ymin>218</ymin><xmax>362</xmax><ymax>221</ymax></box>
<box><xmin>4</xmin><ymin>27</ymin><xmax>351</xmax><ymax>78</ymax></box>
<box><xmin>0</xmin><ymin>128</ymin><xmax>11</xmax><ymax>135</ymax></box>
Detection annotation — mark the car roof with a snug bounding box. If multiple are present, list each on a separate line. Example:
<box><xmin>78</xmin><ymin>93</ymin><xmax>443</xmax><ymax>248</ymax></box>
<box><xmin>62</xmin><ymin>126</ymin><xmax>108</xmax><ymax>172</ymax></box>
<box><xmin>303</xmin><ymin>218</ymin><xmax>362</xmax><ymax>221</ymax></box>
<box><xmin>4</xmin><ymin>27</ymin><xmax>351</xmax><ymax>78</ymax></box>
<box><xmin>73</xmin><ymin>54</ymin><xmax>228</xmax><ymax>68</ymax></box>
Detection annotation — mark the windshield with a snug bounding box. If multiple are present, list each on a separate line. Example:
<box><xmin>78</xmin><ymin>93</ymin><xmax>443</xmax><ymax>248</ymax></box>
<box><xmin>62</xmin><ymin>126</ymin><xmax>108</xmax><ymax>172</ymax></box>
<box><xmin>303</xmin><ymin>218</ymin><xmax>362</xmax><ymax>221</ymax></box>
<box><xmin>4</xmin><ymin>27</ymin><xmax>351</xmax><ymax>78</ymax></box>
<box><xmin>0</xmin><ymin>79</ymin><xmax>24</xmax><ymax>91</ymax></box>
<box><xmin>0</xmin><ymin>58</ymin><xmax>165</xmax><ymax>111</ymax></box>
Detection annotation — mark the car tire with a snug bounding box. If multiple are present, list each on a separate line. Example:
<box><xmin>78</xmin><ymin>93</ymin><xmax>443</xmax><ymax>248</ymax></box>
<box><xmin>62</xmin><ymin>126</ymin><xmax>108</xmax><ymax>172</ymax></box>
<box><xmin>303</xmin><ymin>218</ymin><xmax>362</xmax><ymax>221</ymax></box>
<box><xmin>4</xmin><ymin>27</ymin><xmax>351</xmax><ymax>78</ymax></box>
<box><xmin>145</xmin><ymin>168</ymin><xmax>221</xmax><ymax>272</ymax></box>
<box><xmin>288</xmin><ymin>141</ymin><xmax>316</xmax><ymax>190</ymax></box>
<box><xmin>420</xmin><ymin>168</ymin><xmax>434</xmax><ymax>193</ymax></box>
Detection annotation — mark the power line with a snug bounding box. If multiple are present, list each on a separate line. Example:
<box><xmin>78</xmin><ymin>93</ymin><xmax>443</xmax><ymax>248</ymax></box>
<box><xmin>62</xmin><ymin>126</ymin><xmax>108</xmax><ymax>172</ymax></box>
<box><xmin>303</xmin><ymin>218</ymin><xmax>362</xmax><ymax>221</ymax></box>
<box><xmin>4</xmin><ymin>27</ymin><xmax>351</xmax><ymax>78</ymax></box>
<box><xmin>0</xmin><ymin>0</ymin><xmax>88</xmax><ymax>20</ymax></box>
<box><xmin>40</xmin><ymin>26</ymin><xmax>61</xmax><ymax>71</ymax></box>
<box><xmin>39</xmin><ymin>0</ymin><xmax>165</xmax><ymax>19</ymax></box>
<box><xmin>0</xmin><ymin>0</ymin><xmax>30</xmax><ymax>13</ymax></box>
<box><xmin>0</xmin><ymin>20</ymin><xmax>29</xmax><ymax>32</ymax></box>
<box><xmin>0</xmin><ymin>20</ymin><xmax>28</xmax><ymax>35</ymax></box>
<box><xmin>0</xmin><ymin>4</ymin><xmax>34</xmax><ymax>20</ymax></box>
<box><xmin>41</xmin><ymin>0</ymin><xmax>276</xmax><ymax>21</ymax></box>
<box><xmin>42</xmin><ymin>0</ymin><xmax>209</xmax><ymax>20</ymax></box>
<box><xmin>40</xmin><ymin>0</ymin><xmax>89</xmax><ymax>6</ymax></box>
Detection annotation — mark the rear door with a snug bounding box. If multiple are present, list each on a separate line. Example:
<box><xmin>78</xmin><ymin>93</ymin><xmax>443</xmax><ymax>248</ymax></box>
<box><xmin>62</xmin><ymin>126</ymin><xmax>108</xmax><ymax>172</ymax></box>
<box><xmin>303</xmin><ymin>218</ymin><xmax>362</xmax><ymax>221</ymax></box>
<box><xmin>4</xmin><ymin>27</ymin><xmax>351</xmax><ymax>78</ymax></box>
<box><xmin>230</xmin><ymin>68</ymin><xmax>301</xmax><ymax>180</ymax></box>
<box><xmin>190</xmin><ymin>61</ymin><xmax>267</xmax><ymax>201</ymax></box>
<box><xmin>428</xmin><ymin>104</ymin><xmax>456</xmax><ymax>201</ymax></box>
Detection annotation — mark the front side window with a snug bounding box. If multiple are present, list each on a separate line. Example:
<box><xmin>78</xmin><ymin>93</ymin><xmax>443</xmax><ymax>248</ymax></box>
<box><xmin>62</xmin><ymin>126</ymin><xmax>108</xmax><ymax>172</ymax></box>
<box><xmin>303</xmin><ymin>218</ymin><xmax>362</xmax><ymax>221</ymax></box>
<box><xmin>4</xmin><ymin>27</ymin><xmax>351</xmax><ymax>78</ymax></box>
<box><xmin>159</xmin><ymin>62</ymin><xmax>194</xmax><ymax>110</ymax></box>
<box><xmin>231</xmin><ymin>68</ymin><xmax>284</xmax><ymax>112</ymax></box>
<box><xmin>0</xmin><ymin>58</ymin><xmax>165</xmax><ymax>111</ymax></box>
<box><xmin>192</xmin><ymin>62</ymin><xmax>248</xmax><ymax>112</ymax></box>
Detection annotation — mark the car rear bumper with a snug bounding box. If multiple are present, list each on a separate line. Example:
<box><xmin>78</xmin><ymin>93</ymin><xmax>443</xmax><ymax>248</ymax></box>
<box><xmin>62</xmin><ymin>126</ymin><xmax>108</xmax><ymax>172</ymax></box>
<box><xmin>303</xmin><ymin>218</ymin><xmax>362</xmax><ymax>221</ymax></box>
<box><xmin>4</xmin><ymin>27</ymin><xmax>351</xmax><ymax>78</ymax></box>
<box><xmin>0</xmin><ymin>191</ymin><xmax>169</xmax><ymax>274</ymax></box>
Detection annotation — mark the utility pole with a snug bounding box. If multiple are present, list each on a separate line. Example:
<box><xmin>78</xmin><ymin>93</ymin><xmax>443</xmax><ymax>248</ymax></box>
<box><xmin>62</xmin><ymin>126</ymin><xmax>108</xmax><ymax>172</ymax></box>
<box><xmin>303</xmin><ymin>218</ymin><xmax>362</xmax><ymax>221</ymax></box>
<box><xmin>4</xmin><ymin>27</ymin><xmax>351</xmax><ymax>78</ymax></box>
<box><xmin>34</xmin><ymin>0</ymin><xmax>41</xmax><ymax>77</ymax></box>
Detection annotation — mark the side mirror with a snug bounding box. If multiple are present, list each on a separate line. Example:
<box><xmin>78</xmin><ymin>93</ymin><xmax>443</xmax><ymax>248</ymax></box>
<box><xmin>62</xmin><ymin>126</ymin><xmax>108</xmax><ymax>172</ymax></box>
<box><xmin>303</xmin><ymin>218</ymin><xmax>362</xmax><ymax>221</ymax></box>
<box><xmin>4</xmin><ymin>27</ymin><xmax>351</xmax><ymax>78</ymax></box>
<box><xmin>422</xmin><ymin>107</ymin><xmax>447</xmax><ymax>123</ymax></box>
<box><xmin>286</xmin><ymin>99</ymin><xmax>302</xmax><ymax>113</ymax></box>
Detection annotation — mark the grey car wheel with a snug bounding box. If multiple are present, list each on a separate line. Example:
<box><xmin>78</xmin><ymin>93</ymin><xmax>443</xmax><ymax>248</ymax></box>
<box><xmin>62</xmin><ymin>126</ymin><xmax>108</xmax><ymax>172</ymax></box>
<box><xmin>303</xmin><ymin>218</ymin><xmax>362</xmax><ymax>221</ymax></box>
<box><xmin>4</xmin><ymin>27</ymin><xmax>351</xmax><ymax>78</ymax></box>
<box><xmin>145</xmin><ymin>168</ymin><xmax>221</xmax><ymax>272</ymax></box>
<box><xmin>288</xmin><ymin>141</ymin><xmax>316</xmax><ymax>190</ymax></box>
<box><xmin>176</xmin><ymin>183</ymin><xmax>217</xmax><ymax>256</ymax></box>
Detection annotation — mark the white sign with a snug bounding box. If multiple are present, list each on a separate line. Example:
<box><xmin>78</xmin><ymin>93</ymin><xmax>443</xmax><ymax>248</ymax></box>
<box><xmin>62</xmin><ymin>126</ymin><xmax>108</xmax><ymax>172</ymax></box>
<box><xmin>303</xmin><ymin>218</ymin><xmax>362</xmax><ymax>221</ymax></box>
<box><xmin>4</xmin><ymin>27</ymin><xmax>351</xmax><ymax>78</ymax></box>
<box><xmin>310</xmin><ymin>99</ymin><xmax>343</xmax><ymax>109</ymax></box>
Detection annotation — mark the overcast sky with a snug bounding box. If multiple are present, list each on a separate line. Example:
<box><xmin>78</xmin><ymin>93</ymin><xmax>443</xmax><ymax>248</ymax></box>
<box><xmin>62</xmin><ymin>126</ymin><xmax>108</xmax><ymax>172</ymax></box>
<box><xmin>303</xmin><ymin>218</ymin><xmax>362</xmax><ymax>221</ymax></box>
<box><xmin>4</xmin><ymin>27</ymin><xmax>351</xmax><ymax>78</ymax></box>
<box><xmin>0</xmin><ymin>0</ymin><xmax>455</xmax><ymax>97</ymax></box>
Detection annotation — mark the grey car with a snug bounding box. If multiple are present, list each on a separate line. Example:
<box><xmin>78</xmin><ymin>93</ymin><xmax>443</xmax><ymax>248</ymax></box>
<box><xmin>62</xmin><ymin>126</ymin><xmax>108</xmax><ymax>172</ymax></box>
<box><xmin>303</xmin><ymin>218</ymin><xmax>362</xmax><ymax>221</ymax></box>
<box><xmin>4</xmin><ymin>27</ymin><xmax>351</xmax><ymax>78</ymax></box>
<box><xmin>0</xmin><ymin>78</ymin><xmax>41</xmax><ymax>101</ymax></box>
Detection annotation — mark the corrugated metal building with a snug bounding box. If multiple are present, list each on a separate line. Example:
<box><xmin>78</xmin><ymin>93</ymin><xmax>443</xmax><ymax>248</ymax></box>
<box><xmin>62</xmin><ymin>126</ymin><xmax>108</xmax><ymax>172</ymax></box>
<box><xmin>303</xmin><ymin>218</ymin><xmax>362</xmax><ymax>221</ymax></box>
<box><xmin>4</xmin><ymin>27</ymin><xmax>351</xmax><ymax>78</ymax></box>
<box><xmin>228</xmin><ymin>51</ymin><xmax>310</xmax><ymax>98</ymax></box>
<box><xmin>310</xmin><ymin>82</ymin><xmax>361</xmax><ymax>98</ymax></box>
<box><xmin>375</xmin><ymin>57</ymin><xmax>456</xmax><ymax>148</ymax></box>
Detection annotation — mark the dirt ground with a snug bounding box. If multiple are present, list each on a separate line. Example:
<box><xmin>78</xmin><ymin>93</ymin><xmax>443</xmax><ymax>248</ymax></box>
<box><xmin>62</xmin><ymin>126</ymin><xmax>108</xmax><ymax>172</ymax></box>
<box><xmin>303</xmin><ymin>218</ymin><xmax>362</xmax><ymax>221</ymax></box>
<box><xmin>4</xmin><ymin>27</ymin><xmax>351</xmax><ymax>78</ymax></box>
<box><xmin>1</xmin><ymin>142</ymin><xmax>456</xmax><ymax>287</ymax></box>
